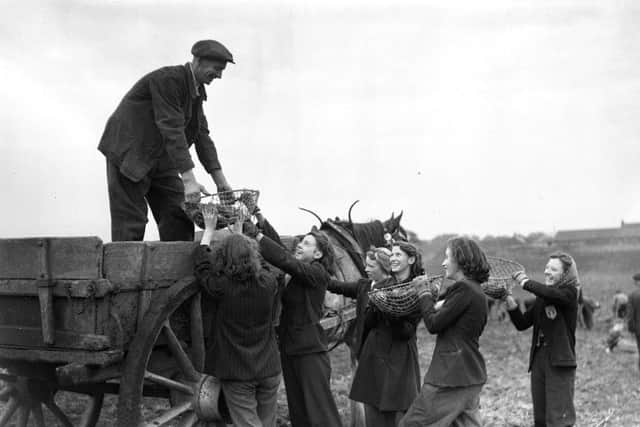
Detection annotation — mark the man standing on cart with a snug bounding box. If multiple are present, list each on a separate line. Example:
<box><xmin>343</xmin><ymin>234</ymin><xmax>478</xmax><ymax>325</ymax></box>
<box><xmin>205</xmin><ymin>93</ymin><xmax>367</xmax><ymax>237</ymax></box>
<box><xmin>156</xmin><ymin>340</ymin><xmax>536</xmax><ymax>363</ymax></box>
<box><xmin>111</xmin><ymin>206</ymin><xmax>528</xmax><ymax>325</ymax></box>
<box><xmin>98</xmin><ymin>40</ymin><xmax>234</xmax><ymax>242</ymax></box>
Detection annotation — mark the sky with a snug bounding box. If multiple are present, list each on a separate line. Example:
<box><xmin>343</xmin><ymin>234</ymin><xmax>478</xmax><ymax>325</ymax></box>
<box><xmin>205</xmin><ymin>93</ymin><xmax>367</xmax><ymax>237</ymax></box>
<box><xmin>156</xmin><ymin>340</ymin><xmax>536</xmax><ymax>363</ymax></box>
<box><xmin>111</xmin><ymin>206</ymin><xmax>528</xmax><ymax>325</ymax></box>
<box><xmin>1</xmin><ymin>0</ymin><xmax>639</xmax><ymax>241</ymax></box>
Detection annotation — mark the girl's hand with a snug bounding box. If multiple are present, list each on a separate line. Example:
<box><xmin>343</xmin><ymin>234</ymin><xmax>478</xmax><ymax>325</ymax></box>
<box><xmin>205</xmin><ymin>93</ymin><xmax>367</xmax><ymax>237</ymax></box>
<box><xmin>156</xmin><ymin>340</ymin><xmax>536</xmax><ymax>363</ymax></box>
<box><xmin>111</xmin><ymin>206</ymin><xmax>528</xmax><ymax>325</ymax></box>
<box><xmin>413</xmin><ymin>275</ymin><xmax>438</xmax><ymax>299</ymax></box>
<box><xmin>202</xmin><ymin>204</ymin><xmax>218</xmax><ymax>231</ymax></box>
<box><xmin>230</xmin><ymin>204</ymin><xmax>250</xmax><ymax>233</ymax></box>
<box><xmin>504</xmin><ymin>295</ymin><xmax>518</xmax><ymax>311</ymax></box>
<box><xmin>512</xmin><ymin>271</ymin><xmax>529</xmax><ymax>287</ymax></box>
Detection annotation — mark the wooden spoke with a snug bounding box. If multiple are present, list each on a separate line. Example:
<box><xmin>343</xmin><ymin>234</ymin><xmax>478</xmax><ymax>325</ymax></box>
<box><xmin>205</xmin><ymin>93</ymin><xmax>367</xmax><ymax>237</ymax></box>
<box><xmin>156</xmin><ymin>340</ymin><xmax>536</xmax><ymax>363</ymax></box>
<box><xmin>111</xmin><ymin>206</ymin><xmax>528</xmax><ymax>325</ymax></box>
<box><xmin>78</xmin><ymin>393</ymin><xmax>104</xmax><ymax>427</ymax></box>
<box><xmin>0</xmin><ymin>397</ymin><xmax>19</xmax><ymax>427</ymax></box>
<box><xmin>144</xmin><ymin>371</ymin><xmax>193</xmax><ymax>396</ymax></box>
<box><xmin>190</xmin><ymin>293</ymin><xmax>205</xmax><ymax>372</ymax></box>
<box><xmin>177</xmin><ymin>411</ymin><xmax>198</xmax><ymax>427</ymax></box>
<box><xmin>16</xmin><ymin>405</ymin><xmax>29</xmax><ymax>427</ymax></box>
<box><xmin>163</xmin><ymin>321</ymin><xmax>198</xmax><ymax>381</ymax></box>
<box><xmin>44</xmin><ymin>400</ymin><xmax>73</xmax><ymax>427</ymax></box>
<box><xmin>31</xmin><ymin>404</ymin><xmax>45</xmax><ymax>427</ymax></box>
<box><xmin>143</xmin><ymin>401</ymin><xmax>193</xmax><ymax>427</ymax></box>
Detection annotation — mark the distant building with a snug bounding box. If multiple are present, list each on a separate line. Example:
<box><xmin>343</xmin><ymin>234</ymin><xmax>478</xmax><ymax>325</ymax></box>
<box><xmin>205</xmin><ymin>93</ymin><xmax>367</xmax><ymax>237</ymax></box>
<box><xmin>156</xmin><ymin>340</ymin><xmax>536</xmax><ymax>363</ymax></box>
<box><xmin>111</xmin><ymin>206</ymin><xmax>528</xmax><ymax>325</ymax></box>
<box><xmin>554</xmin><ymin>221</ymin><xmax>640</xmax><ymax>243</ymax></box>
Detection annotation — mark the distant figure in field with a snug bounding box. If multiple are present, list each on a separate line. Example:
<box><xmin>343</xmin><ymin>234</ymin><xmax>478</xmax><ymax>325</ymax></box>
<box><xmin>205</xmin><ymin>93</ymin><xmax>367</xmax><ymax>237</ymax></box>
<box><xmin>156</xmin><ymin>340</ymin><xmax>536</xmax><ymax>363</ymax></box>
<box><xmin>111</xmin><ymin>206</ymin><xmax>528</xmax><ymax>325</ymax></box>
<box><xmin>612</xmin><ymin>290</ymin><xmax>629</xmax><ymax>320</ymax></box>
<box><xmin>627</xmin><ymin>274</ymin><xmax>640</xmax><ymax>369</ymax></box>
<box><xmin>505</xmin><ymin>252</ymin><xmax>579</xmax><ymax>427</ymax></box>
<box><xmin>605</xmin><ymin>289</ymin><xmax>631</xmax><ymax>352</ymax></box>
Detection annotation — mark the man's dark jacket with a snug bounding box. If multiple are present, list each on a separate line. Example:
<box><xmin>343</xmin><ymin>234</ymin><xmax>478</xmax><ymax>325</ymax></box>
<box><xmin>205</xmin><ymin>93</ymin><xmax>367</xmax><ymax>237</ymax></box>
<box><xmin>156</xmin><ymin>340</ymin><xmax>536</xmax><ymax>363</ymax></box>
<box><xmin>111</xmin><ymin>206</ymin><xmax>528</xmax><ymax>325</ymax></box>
<box><xmin>259</xmin><ymin>236</ymin><xmax>330</xmax><ymax>356</ymax></box>
<box><xmin>508</xmin><ymin>279</ymin><xmax>578</xmax><ymax>371</ymax></box>
<box><xmin>98</xmin><ymin>64</ymin><xmax>221</xmax><ymax>182</ymax></box>
<box><xmin>419</xmin><ymin>280</ymin><xmax>488</xmax><ymax>387</ymax></box>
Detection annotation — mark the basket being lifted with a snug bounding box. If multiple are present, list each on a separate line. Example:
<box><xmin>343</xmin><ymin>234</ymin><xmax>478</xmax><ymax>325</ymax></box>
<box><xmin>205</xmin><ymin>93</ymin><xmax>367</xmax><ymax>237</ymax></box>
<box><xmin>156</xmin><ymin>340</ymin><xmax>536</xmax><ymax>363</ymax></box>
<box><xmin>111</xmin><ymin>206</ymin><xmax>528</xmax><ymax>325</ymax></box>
<box><xmin>368</xmin><ymin>256</ymin><xmax>524</xmax><ymax>317</ymax></box>
<box><xmin>183</xmin><ymin>189</ymin><xmax>260</xmax><ymax>229</ymax></box>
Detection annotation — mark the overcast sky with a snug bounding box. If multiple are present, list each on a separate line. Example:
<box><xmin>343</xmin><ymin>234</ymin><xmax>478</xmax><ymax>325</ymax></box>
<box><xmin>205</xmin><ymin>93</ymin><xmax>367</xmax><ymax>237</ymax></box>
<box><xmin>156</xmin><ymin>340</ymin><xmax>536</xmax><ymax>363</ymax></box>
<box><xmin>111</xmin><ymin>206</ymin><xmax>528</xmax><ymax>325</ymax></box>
<box><xmin>1</xmin><ymin>0</ymin><xmax>639</xmax><ymax>241</ymax></box>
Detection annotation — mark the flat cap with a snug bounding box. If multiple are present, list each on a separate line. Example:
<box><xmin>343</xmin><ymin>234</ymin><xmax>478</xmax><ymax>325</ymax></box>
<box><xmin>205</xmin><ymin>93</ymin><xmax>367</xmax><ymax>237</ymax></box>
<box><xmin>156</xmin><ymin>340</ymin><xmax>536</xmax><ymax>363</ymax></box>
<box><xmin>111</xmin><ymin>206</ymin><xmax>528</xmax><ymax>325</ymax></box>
<box><xmin>191</xmin><ymin>40</ymin><xmax>234</xmax><ymax>63</ymax></box>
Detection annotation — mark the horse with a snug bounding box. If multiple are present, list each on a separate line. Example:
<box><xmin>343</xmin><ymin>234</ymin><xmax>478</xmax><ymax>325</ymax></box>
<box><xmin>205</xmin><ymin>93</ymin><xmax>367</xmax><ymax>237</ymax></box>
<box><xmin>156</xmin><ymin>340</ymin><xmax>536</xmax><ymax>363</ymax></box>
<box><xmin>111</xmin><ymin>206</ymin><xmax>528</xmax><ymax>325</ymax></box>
<box><xmin>293</xmin><ymin>201</ymin><xmax>407</xmax><ymax>427</ymax></box>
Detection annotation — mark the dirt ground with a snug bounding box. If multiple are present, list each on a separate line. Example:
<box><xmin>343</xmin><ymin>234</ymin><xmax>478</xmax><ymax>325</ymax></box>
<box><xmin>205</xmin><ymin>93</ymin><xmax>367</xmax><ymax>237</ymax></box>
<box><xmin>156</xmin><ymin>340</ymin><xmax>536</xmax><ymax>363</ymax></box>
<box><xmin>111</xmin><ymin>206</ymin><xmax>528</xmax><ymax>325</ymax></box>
<box><xmin>316</xmin><ymin>315</ymin><xmax>640</xmax><ymax>427</ymax></box>
<box><xmin>2</xmin><ymin>305</ymin><xmax>639</xmax><ymax>427</ymax></box>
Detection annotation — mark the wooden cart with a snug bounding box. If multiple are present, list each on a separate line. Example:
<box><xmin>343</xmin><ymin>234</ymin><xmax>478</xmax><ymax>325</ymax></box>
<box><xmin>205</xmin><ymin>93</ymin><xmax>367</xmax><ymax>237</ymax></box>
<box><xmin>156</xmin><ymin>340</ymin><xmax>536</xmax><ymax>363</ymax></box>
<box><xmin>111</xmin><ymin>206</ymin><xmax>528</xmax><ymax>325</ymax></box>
<box><xmin>0</xmin><ymin>235</ymin><xmax>356</xmax><ymax>426</ymax></box>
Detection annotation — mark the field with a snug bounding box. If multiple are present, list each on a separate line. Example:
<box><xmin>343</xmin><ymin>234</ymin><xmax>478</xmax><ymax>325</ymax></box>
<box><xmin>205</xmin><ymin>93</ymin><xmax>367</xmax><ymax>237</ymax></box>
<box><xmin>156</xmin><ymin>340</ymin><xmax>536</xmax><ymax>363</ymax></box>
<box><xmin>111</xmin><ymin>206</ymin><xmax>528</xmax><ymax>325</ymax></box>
<box><xmin>323</xmin><ymin>309</ymin><xmax>640</xmax><ymax>427</ymax></box>
<box><xmin>2</xmin><ymin>240</ymin><xmax>640</xmax><ymax>426</ymax></box>
<box><xmin>309</xmin><ymin>240</ymin><xmax>640</xmax><ymax>426</ymax></box>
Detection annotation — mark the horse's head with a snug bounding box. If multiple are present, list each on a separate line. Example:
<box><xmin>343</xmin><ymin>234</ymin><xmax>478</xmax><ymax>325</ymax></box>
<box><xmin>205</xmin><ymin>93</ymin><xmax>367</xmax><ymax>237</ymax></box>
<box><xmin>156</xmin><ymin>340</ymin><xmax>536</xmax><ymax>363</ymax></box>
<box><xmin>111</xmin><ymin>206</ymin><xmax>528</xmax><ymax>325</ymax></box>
<box><xmin>382</xmin><ymin>211</ymin><xmax>408</xmax><ymax>243</ymax></box>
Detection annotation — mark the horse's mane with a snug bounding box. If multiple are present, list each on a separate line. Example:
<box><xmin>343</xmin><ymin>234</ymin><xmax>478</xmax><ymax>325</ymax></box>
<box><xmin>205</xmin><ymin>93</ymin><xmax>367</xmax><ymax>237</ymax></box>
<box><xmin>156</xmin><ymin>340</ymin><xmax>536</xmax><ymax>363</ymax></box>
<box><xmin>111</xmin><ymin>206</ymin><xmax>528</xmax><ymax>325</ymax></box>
<box><xmin>350</xmin><ymin>220</ymin><xmax>387</xmax><ymax>251</ymax></box>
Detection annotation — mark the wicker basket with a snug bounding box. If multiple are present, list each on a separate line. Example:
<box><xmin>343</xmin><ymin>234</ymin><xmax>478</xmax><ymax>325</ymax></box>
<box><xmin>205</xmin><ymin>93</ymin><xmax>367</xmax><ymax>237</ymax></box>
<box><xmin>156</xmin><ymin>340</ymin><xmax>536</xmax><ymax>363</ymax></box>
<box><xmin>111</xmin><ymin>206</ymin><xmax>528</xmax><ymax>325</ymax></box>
<box><xmin>368</xmin><ymin>276</ymin><xmax>441</xmax><ymax>317</ymax></box>
<box><xmin>367</xmin><ymin>256</ymin><xmax>523</xmax><ymax>316</ymax></box>
<box><xmin>183</xmin><ymin>189</ymin><xmax>260</xmax><ymax>229</ymax></box>
<box><xmin>483</xmin><ymin>256</ymin><xmax>524</xmax><ymax>299</ymax></box>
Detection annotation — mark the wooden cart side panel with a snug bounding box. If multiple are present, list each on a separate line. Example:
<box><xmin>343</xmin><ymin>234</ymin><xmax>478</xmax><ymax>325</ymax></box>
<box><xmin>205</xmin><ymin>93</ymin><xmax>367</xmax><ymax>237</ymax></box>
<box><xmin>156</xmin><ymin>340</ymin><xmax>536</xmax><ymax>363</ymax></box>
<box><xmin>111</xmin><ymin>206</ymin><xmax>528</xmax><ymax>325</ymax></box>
<box><xmin>102</xmin><ymin>242</ymin><xmax>199</xmax><ymax>347</ymax></box>
<box><xmin>144</xmin><ymin>242</ymin><xmax>199</xmax><ymax>280</ymax></box>
<box><xmin>0</xmin><ymin>237</ymin><xmax>102</xmax><ymax>279</ymax></box>
<box><xmin>102</xmin><ymin>242</ymin><xmax>145</xmax><ymax>285</ymax></box>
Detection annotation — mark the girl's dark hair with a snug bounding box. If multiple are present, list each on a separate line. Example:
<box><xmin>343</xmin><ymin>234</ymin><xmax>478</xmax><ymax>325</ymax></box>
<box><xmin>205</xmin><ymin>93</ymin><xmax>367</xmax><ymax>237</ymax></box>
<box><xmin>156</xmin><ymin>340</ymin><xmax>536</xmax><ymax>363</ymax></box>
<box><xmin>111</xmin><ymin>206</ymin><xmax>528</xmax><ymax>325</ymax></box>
<box><xmin>447</xmin><ymin>237</ymin><xmax>491</xmax><ymax>283</ymax></box>
<box><xmin>392</xmin><ymin>241</ymin><xmax>425</xmax><ymax>280</ymax></box>
<box><xmin>307</xmin><ymin>230</ymin><xmax>336</xmax><ymax>276</ymax></box>
<box><xmin>213</xmin><ymin>233</ymin><xmax>261</xmax><ymax>283</ymax></box>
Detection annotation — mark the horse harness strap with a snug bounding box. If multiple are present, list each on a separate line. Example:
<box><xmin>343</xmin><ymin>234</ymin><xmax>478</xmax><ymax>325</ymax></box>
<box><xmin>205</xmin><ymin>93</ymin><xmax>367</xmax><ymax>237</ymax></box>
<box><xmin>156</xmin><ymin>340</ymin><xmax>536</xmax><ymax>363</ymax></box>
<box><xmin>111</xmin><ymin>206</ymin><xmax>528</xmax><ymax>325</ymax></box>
<box><xmin>324</xmin><ymin>220</ymin><xmax>364</xmax><ymax>258</ymax></box>
<box><xmin>323</xmin><ymin>219</ymin><xmax>366</xmax><ymax>275</ymax></box>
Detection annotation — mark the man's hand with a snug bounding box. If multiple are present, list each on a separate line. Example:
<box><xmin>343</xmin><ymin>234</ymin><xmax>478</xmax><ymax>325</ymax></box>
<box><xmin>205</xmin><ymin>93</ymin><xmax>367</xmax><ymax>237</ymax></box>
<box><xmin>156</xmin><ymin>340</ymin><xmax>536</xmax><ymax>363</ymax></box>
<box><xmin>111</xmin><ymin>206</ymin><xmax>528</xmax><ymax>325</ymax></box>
<box><xmin>182</xmin><ymin>169</ymin><xmax>210</xmax><ymax>202</ymax></box>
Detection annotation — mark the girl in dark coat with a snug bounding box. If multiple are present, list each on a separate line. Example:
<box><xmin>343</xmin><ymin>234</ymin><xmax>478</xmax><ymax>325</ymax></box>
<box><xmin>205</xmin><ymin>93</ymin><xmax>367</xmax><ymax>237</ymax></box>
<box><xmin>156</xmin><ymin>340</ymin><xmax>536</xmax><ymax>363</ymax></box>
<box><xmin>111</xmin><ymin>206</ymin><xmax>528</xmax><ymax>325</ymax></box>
<box><xmin>343</xmin><ymin>242</ymin><xmax>423</xmax><ymax>427</ymax></box>
<box><xmin>243</xmin><ymin>220</ymin><xmax>342</xmax><ymax>427</ymax></box>
<box><xmin>505</xmin><ymin>252</ymin><xmax>579</xmax><ymax>427</ymax></box>
<box><xmin>193</xmin><ymin>206</ymin><xmax>281</xmax><ymax>427</ymax></box>
<box><xmin>401</xmin><ymin>237</ymin><xmax>490</xmax><ymax>427</ymax></box>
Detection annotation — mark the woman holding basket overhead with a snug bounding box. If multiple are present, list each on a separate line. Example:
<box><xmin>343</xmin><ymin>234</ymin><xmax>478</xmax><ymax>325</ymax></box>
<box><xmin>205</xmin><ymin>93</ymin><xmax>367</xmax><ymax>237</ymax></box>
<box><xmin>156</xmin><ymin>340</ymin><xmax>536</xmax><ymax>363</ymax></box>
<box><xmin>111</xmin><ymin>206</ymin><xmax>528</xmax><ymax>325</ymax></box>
<box><xmin>193</xmin><ymin>206</ymin><xmax>281</xmax><ymax>427</ymax></box>
<box><xmin>400</xmin><ymin>237</ymin><xmax>490</xmax><ymax>427</ymax></box>
<box><xmin>242</xmin><ymin>219</ymin><xmax>342</xmax><ymax>427</ymax></box>
<box><xmin>504</xmin><ymin>252</ymin><xmax>579</xmax><ymax>427</ymax></box>
<box><xmin>344</xmin><ymin>241</ymin><xmax>423</xmax><ymax>427</ymax></box>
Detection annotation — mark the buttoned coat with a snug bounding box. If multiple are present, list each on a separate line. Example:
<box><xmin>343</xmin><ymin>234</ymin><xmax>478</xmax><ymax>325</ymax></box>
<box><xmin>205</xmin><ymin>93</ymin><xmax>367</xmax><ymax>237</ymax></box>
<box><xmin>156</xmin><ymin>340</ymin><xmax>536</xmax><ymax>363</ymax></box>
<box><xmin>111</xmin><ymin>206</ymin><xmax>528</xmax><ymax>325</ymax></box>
<box><xmin>508</xmin><ymin>279</ymin><xmax>578</xmax><ymax>371</ymax></box>
<box><xmin>98</xmin><ymin>64</ymin><xmax>221</xmax><ymax>182</ymax></box>
<box><xmin>349</xmin><ymin>278</ymin><xmax>422</xmax><ymax>411</ymax></box>
<box><xmin>420</xmin><ymin>279</ymin><xmax>489</xmax><ymax>388</ymax></box>
<box><xmin>258</xmin><ymin>236</ymin><xmax>330</xmax><ymax>356</ymax></box>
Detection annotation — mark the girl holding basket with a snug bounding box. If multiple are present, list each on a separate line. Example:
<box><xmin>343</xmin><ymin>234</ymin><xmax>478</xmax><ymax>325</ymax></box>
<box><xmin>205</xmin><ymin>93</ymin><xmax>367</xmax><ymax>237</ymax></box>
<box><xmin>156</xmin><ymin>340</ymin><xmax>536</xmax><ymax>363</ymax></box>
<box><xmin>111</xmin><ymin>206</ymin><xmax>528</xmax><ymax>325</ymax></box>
<box><xmin>401</xmin><ymin>237</ymin><xmax>490</xmax><ymax>427</ymax></box>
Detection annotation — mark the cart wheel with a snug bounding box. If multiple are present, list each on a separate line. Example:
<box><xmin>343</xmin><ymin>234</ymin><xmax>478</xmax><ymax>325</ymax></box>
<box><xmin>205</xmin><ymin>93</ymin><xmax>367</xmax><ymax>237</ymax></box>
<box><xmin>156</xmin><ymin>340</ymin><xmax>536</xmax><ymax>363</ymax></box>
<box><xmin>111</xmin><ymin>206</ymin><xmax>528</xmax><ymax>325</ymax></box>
<box><xmin>0</xmin><ymin>375</ymin><xmax>103</xmax><ymax>427</ymax></box>
<box><xmin>118</xmin><ymin>278</ymin><xmax>228</xmax><ymax>427</ymax></box>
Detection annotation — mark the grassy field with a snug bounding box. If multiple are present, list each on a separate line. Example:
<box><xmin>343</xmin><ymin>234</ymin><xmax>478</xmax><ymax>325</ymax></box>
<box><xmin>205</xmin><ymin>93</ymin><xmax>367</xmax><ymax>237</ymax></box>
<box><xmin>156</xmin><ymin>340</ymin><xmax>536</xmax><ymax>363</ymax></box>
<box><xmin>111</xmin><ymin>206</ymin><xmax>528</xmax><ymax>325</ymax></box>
<box><xmin>2</xmin><ymin>240</ymin><xmax>639</xmax><ymax>426</ymax></box>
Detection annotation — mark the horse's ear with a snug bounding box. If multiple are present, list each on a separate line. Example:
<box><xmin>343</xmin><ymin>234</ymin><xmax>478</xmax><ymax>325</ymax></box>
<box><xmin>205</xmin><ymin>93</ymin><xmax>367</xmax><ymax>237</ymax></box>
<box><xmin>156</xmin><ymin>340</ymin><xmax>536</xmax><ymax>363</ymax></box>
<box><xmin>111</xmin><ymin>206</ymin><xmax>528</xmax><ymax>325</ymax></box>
<box><xmin>396</xmin><ymin>211</ymin><xmax>403</xmax><ymax>222</ymax></box>
<box><xmin>390</xmin><ymin>212</ymin><xmax>395</xmax><ymax>220</ymax></box>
